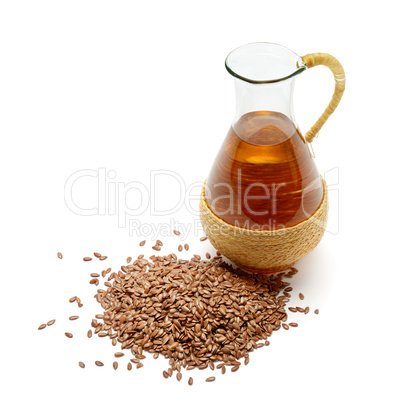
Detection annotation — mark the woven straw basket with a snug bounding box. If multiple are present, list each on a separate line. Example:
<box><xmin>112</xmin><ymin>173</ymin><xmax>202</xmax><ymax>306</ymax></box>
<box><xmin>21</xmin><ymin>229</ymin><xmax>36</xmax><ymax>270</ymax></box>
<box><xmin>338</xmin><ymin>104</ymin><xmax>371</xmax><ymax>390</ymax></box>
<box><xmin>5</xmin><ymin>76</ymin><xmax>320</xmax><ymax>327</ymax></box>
<box><xmin>199</xmin><ymin>53</ymin><xmax>345</xmax><ymax>273</ymax></box>
<box><xmin>200</xmin><ymin>177</ymin><xmax>328</xmax><ymax>274</ymax></box>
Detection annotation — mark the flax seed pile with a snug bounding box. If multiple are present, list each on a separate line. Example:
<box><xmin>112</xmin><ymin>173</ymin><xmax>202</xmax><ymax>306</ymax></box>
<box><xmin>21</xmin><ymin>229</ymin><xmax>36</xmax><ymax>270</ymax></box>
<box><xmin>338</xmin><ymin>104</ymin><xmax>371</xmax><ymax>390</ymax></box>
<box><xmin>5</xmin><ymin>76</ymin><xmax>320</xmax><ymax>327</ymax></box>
<box><xmin>39</xmin><ymin>243</ymin><xmax>317</xmax><ymax>384</ymax></box>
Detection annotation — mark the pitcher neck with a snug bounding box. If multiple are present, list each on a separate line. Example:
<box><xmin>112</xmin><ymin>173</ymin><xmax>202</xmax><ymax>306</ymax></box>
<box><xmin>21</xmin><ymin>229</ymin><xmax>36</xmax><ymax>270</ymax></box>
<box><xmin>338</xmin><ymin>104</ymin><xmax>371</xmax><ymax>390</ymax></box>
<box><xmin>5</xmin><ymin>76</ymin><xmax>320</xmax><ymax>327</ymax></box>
<box><xmin>233</xmin><ymin>78</ymin><xmax>297</xmax><ymax>125</ymax></box>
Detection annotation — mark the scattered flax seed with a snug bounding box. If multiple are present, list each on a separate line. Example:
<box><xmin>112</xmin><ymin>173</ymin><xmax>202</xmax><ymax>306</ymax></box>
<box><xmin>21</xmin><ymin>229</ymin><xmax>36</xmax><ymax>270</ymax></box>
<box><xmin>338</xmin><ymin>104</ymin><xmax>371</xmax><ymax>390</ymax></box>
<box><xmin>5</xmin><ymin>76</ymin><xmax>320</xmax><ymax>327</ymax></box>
<box><xmin>65</xmin><ymin>332</ymin><xmax>73</xmax><ymax>338</ymax></box>
<box><xmin>136</xmin><ymin>363</ymin><xmax>144</xmax><ymax>369</ymax></box>
<box><xmin>184</xmin><ymin>244</ymin><xmax>189</xmax><ymax>251</ymax></box>
<box><xmin>297</xmin><ymin>307</ymin><xmax>305</xmax><ymax>313</ymax></box>
<box><xmin>83</xmin><ymin>257</ymin><xmax>92</xmax><ymax>262</ymax></box>
<box><xmin>153</xmin><ymin>353</ymin><xmax>159</xmax><ymax>359</ymax></box>
<box><xmin>69</xmin><ymin>296</ymin><xmax>77</xmax><ymax>303</ymax></box>
<box><xmin>114</xmin><ymin>352</ymin><xmax>124</xmax><ymax>358</ymax></box>
<box><xmin>206</xmin><ymin>252</ymin><xmax>211</xmax><ymax>259</ymax></box>
<box><xmin>87</xmin><ymin>330</ymin><xmax>92</xmax><ymax>338</ymax></box>
<box><xmin>127</xmin><ymin>362</ymin><xmax>132</xmax><ymax>371</ymax></box>
<box><xmin>90</xmin><ymin>273</ymin><xmax>100</xmax><ymax>277</ymax></box>
<box><xmin>106</xmin><ymin>267</ymin><xmax>112</xmax><ymax>274</ymax></box>
<box><xmin>176</xmin><ymin>372</ymin><xmax>182</xmax><ymax>381</ymax></box>
<box><xmin>152</xmin><ymin>245</ymin><xmax>161</xmax><ymax>251</ymax></box>
<box><xmin>139</xmin><ymin>240</ymin><xmax>146</xmax><ymax>247</ymax></box>
<box><xmin>99</xmin><ymin>256</ymin><xmax>108</xmax><ymax>261</ymax></box>
<box><xmin>79</xmin><ymin>362</ymin><xmax>85</xmax><ymax>368</ymax></box>
<box><xmin>47</xmin><ymin>319</ymin><xmax>56</xmax><ymax>326</ymax></box>
<box><xmin>244</xmin><ymin>356</ymin><xmax>250</xmax><ymax>365</ymax></box>
<box><xmin>282</xmin><ymin>323</ymin><xmax>289</xmax><ymax>330</ymax></box>
<box><xmin>57</xmin><ymin>252</ymin><xmax>63</xmax><ymax>259</ymax></box>
<box><xmin>163</xmin><ymin>370</ymin><xmax>169</xmax><ymax>379</ymax></box>
<box><xmin>127</xmin><ymin>257</ymin><xmax>132</xmax><ymax>263</ymax></box>
<box><xmin>113</xmin><ymin>362</ymin><xmax>118</xmax><ymax>370</ymax></box>
<box><xmin>78</xmin><ymin>303</ymin><xmax>83</xmax><ymax>308</ymax></box>
<box><xmin>304</xmin><ymin>307</ymin><xmax>310</xmax><ymax>314</ymax></box>
<box><xmin>101</xmin><ymin>270</ymin><xmax>106</xmax><ymax>278</ymax></box>
<box><xmin>95</xmin><ymin>361</ymin><xmax>104</xmax><ymax>367</ymax></box>
<box><xmin>231</xmin><ymin>365</ymin><xmax>239</xmax><ymax>372</ymax></box>
<box><xmin>265</xmin><ymin>341</ymin><xmax>270</xmax><ymax>346</ymax></box>
<box><xmin>289</xmin><ymin>322</ymin><xmax>298</xmax><ymax>327</ymax></box>
<box><xmin>94</xmin><ymin>252</ymin><xmax>101</xmax><ymax>258</ymax></box>
<box><xmin>178</xmin><ymin>245</ymin><xmax>183</xmax><ymax>252</ymax></box>
<box><xmin>112</xmin><ymin>339</ymin><xmax>117</xmax><ymax>346</ymax></box>
<box><xmin>173</xmin><ymin>230</ymin><xmax>181</xmax><ymax>236</ymax></box>
<box><xmin>38</xmin><ymin>324</ymin><xmax>46</xmax><ymax>330</ymax></box>
<box><xmin>221</xmin><ymin>366</ymin><xmax>226</xmax><ymax>374</ymax></box>
<box><xmin>216</xmin><ymin>251</ymin><xmax>221</xmax><ymax>256</ymax></box>
<box><xmin>314</xmin><ymin>309</ymin><xmax>319</xmax><ymax>314</ymax></box>
<box><xmin>156</xmin><ymin>240</ymin><xmax>163</xmax><ymax>246</ymax></box>
<box><xmin>69</xmin><ymin>316</ymin><xmax>79</xmax><ymax>321</ymax></box>
<box><xmin>299</xmin><ymin>293</ymin><xmax>305</xmax><ymax>300</ymax></box>
<box><xmin>284</xmin><ymin>287</ymin><xmax>293</xmax><ymax>292</ymax></box>
<box><xmin>89</xmin><ymin>279</ymin><xmax>99</xmax><ymax>286</ymax></box>
<box><xmin>288</xmin><ymin>307</ymin><xmax>297</xmax><ymax>312</ymax></box>
<box><xmin>188</xmin><ymin>377</ymin><xmax>193</xmax><ymax>386</ymax></box>
<box><xmin>206</xmin><ymin>377</ymin><xmax>216</xmax><ymax>382</ymax></box>
<box><xmin>200</xmin><ymin>236</ymin><xmax>207</xmax><ymax>241</ymax></box>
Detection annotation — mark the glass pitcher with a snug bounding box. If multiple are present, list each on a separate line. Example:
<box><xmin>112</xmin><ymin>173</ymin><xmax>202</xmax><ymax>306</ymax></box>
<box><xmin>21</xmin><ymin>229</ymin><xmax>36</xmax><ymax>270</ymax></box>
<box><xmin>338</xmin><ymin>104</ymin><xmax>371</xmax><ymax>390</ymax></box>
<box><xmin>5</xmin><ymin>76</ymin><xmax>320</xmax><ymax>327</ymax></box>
<box><xmin>200</xmin><ymin>42</ymin><xmax>345</xmax><ymax>273</ymax></box>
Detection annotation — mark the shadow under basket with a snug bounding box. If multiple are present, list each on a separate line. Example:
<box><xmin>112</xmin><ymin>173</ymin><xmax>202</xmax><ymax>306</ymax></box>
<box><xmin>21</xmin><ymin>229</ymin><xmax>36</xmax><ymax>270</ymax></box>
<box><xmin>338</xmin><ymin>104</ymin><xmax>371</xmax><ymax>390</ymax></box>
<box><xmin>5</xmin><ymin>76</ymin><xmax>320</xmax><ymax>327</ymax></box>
<box><xmin>200</xmin><ymin>177</ymin><xmax>328</xmax><ymax>274</ymax></box>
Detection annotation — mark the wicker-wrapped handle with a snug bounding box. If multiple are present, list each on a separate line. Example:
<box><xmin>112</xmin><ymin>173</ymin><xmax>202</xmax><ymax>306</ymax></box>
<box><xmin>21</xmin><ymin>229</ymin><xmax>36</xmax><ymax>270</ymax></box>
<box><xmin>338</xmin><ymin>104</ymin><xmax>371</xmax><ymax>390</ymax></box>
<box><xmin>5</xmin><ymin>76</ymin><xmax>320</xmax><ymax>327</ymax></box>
<box><xmin>302</xmin><ymin>53</ymin><xmax>345</xmax><ymax>143</ymax></box>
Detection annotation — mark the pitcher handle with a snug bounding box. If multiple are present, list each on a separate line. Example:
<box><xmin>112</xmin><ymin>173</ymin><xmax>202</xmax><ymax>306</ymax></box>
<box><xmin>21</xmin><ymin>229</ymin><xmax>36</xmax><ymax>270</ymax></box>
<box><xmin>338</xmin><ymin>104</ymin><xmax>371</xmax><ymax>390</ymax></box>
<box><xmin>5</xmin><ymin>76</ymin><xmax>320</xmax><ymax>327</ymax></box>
<box><xmin>301</xmin><ymin>53</ymin><xmax>345</xmax><ymax>143</ymax></box>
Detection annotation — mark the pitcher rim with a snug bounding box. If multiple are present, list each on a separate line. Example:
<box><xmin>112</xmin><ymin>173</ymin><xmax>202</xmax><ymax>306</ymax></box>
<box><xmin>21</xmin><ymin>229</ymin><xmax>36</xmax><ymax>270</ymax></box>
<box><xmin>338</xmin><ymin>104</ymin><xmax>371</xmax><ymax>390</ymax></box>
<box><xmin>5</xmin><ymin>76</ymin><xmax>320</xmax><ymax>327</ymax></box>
<box><xmin>225</xmin><ymin>42</ymin><xmax>306</xmax><ymax>84</ymax></box>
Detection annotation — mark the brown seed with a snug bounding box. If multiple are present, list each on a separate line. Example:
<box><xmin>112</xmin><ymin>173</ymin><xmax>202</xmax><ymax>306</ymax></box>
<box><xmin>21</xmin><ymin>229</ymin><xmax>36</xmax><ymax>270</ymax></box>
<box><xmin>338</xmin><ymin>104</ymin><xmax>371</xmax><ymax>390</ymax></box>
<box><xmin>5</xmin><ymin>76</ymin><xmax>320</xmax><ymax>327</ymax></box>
<box><xmin>114</xmin><ymin>352</ymin><xmax>124</xmax><ymax>358</ymax></box>
<box><xmin>184</xmin><ymin>244</ymin><xmax>189</xmax><ymax>251</ymax></box>
<box><xmin>206</xmin><ymin>377</ymin><xmax>215</xmax><ymax>382</ymax></box>
<box><xmin>297</xmin><ymin>307</ymin><xmax>305</xmax><ymax>313</ymax></box>
<box><xmin>299</xmin><ymin>293</ymin><xmax>304</xmax><ymax>300</ymax></box>
<box><xmin>314</xmin><ymin>309</ymin><xmax>319</xmax><ymax>314</ymax></box>
<box><xmin>57</xmin><ymin>252</ymin><xmax>63</xmax><ymax>259</ymax></box>
<box><xmin>289</xmin><ymin>322</ymin><xmax>298</xmax><ymax>327</ymax></box>
<box><xmin>244</xmin><ymin>355</ymin><xmax>250</xmax><ymax>365</ymax></box>
<box><xmin>69</xmin><ymin>296</ymin><xmax>77</xmax><ymax>303</ymax></box>
<box><xmin>139</xmin><ymin>240</ymin><xmax>146</xmax><ymax>246</ymax></box>
<box><xmin>69</xmin><ymin>316</ymin><xmax>79</xmax><ymax>321</ymax></box>
<box><xmin>304</xmin><ymin>307</ymin><xmax>310</xmax><ymax>314</ymax></box>
<box><xmin>173</xmin><ymin>230</ymin><xmax>181</xmax><ymax>236</ymax></box>
<box><xmin>83</xmin><ymin>257</ymin><xmax>92</xmax><ymax>261</ymax></box>
<box><xmin>94</xmin><ymin>252</ymin><xmax>101</xmax><ymax>258</ymax></box>
<box><xmin>231</xmin><ymin>365</ymin><xmax>239</xmax><ymax>372</ymax></box>
<box><xmin>136</xmin><ymin>363</ymin><xmax>144</xmax><ymax>369</ymax></box>
<box><xmin>176</xmin><ymin>372</ymin><xmax>182</xmax><ymax>381</ymax></box>
<box><xmin>282</xmin><ymin>323</ymin><xmax>289</xmax><ymax>330</ymax></box>
<box><xmin>188</xmin><ymin>377</ymin><xmax>193</xmax><ymax>386</ymax></box>
<box><xmin>156</xmin><ymin>240</ymin><xmax>163</xmax><ymax>246</ymax></box>
<box><xmin>152</xmin><ymin>245</ymin><xmax>161</xmax><ymax>251</ymax></box>
<box><xmin>38</xmin><ymin>324</ymin><xmax>46</xmax><ymax>330</ymax></box>
<box><xmin>65</xmin><ymin>332</ymin><xmax>73</xmax><ymax>338</ymax></box>
<box><xmin>127</xmin><ymin>362</ymin><xmax>132</xmax><ymax>371</ymax></box>
<box><xmin>87</xmin><ymin>330</ymin><xmax>92</xmax><ymax>338</ymax></box>
<box><xmin>127</xmin><ymin>257</ymin><xmax>132</xmax><ymax>263</ymax></box>
<box><xmin>99</xmin><ymin>256</ymin><xmax>108</xmax><ymax>260</ymax></box>
<box><xmin>153</xmin><ymin>353</ymin><xmax>159</xmax><ymax>359</ymax></box>
<box><xmin>47</xmin><ymin>319</ymin><xmax>56</xmax><ymax>326</ymax></box>
<box><xmin>89</xmin><ymin>278</ymin><xmax>99</xmax><ymax>285</ymax></box>
<box><xmin>95</xmin><ymin>361</ymin><xmax>104</xmax><ymax>367</ymax></box>
<box><xmin>90</xmin><ymin>273</ymin><xmax>100</xmax><ymax>277</ymax></box>
<box><xmin>78</xmin><ymin>361</ymin><xmax>85</xmax><ymax>368</ymax></box>
<box><xmin>200</xmin><ymin>236</ymin><xmax>207</xmax><ymax>241</ymax></box>
<box><xmin>78</xmin><ymin>303</ymin><xmax>83</xmax><ymax>308</ymax></box>
<box><xmin>288</xmin><ymin>307</ymin><xmax>297</xmax><ymax>312</ymax></box>
<box><xmin>113</xmin><ymin>361</ymin><xmax>118</xmax><ymax>370</ymax></box>
<box><xmin>112</xmin><ymin>339</ymin><xmax>117</xmax><ymax>346</ymax></box>
<box><xmin>221</xmin><ymin>366</ymin><xmax>226</xmax><ymax>374</ymax></box>
<box><xmin>178</xmin><ymin>245</ymin><xmax>183</xmax><ymax>252</ymax></box>
<box><xmin>163</xmin><ymin>370</ymin><xmax>169</xmax><ymax>378</ymax></box>
<box><xmin>206</xmin><ymin>252</ymin><xmax>211</xmax><ymax>259</ymax></box>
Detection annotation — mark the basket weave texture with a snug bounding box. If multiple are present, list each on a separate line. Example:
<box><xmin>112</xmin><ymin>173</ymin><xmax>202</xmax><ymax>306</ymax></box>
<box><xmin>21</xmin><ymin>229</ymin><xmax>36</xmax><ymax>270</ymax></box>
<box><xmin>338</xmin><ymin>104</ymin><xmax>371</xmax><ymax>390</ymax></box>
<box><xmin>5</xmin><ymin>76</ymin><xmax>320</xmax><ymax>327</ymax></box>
<box><xmin>200</xmin><ymin>177</ymin><xmax>328</xmax><ymax>273</ymax></box>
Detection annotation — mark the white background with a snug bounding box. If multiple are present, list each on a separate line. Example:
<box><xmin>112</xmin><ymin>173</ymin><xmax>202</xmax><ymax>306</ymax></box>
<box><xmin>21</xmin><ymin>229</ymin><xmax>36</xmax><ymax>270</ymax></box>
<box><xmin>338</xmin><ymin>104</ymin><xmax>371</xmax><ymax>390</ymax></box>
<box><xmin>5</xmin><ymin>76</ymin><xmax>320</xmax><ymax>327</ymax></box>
<box><xmin>1</xmin><ymin>1</ymin><xmax>401</xmax><ymax>401</ymax></box>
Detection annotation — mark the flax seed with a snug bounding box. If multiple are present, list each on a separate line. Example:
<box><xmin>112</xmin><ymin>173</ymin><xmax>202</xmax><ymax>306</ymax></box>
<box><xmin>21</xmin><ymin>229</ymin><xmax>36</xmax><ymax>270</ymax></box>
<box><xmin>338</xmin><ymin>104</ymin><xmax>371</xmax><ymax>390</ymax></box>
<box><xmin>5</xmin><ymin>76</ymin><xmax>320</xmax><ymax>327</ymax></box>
<box><xmin>176</xmin><ymin>372</ymin><xmax>182</xmax><ymax>381</ymax></box>
<box><xmin>69</xmin><ymin>316</ymin><xmax>79</xmax><ymax>321</ymax></box>
<box><xmin>314</xmin><ymin>309</ymin><xmax>319</xmax><ymax>314</ymax></box>
<box><xmin>127</xmin><ymin>362</ymin><xmax>132</xmax><ymax>370</ymax></box>
<box><xmin>57</xmin><ymin>252</ymin><xmax>63</xmax><ymax>259</ymax></box>
<box><xmin>78</xmin><ymin>362</ymin><xmax>85</xmax><ymax>368</ymax></box>
<box><xmin>94</xmin><ymin>252</ymin><xmax>101</xmax><ymax>258</ymax></box>
<box><xmin>173</xmin><ymin>230</ymin><xmax>181</xmax><ymax>236</ymax></box>
<box><xmin>184</xmin><ymin>244</ymin><xmax>189</xmax><ymax>251</ymax></box>
<box><xmin>65</xmin><ymin>332</ymin><xmax>73</xmax><ymax>338</ymax></box>
<box><xmin>38</xmin><ymin>324</ymin><xmax>46</xmax><ymax>330</ymax></box>
<box><xmin>289</xmin><ymin>322</ymin><xmax>298</xmax><ymax>327</ymax></box>
<box><xmin>200</xmin><ymin>236</ymin><xmax>207</xmax><ymax>241</ymax></box>
<box><xmin>87</xmin><ymin>330</ymin><xmax>92</xmax><ymax>338</ymax></box>
<box><xmin>113</xmin><ymin>361</ymin><xmax>118</xmax><ymax>370</ymax></box>
<box><xmin>99</xmin><ymin>256</ymin><xmax>107</xmax><ymax>260</ymax></box>
<box><xmin>47</xmin><ymin>319</ymin><xmax>56</xmax><ymax>326</ymax></box>
<box><xmin>178</xmin><ymin>245</ymin><xmax>183</xmax><ymax>252</ymax></box>
<box><xmin>163</xmin><ymin>370</ymin><xmax>169</xmax><ymax>378</ymax></box>
<box><xmin>139</xmin><ymin>240</ymin><xmax>146</xmax><ymax>246</ymax></box>
<box><xmin>299</xmin><ymin>293</ymin><xmax>304</xmax><ymax>300</ymax></box>
<box><xmin>90</xmin><ymin>273</ymin><xmax>100</xmax><ymax>277</ymax></box>
<box><xmin>282</xmin><ymin>323</ymin><xmax>289</xmax><ymax>330</ymax></box>
<box><xmin>206</xmin><ymin>377</ymin><xmax>215</xmax><ymax>382</ymax></box>
<box><xmin>114</xmin><ymin>352</ymin><xmax>124</xmax><ymax>358</ymax></box>
<box><xmin>83</xmin><ymin>257</ymin><xmax>92</xmax><ymax>261</ymax></box>
<box><xmin>188</xmin><ymin>377</ymin><xmax>193</xmax><ymax>385</ymax></box>
<box><xmin>95</xmin><ymin>361</ymin><xmax>104</xmax><ymax>367</ymax></box>
<box><xmin>304</xmin><ymin>307</ymin><xmax>310</xmax><ymax>314</ymax></box>
<box><xmin>69</xmin><ymin>296</ymin><xmax>77</xmax><ymax>303</ymax></box>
